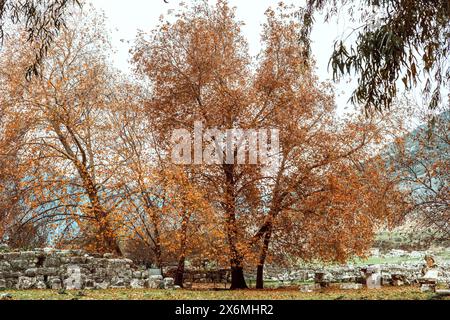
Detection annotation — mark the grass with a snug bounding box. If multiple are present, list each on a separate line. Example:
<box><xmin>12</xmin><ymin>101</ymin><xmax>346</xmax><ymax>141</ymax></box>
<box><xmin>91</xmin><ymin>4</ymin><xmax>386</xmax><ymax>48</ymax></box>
<box><xmin>2</xmin><ymin>286</ymin><xmax>448</xmax><ymax>300</ymax></box>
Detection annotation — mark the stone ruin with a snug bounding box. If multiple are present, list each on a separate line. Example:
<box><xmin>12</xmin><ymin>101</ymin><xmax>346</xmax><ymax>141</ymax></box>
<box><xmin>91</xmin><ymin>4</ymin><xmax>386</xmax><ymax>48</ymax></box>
<box><xmin>1</xmin><ymin>243</ymin><xmax>449</xmax><ymax>293</ymax></box>
<box><xmin>278</xmin><ymin>259</ymin><xmax>449</xmax><ymax>293</ymax></box>
<box><xmin>0</xmin><ymin>245</ymin><xmax>175</xmax><ymax>290</ymax></box>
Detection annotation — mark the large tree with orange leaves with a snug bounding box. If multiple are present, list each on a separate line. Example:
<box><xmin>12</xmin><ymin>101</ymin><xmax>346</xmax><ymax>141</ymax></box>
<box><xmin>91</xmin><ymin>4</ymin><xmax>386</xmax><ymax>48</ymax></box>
<box><xmin>133</xmin><ymin>0</ymin><xmax>408</xmax><ymax>289</ymax></box>
<box><xmin>0</xmin><ymin>9</ymin><xmax>123</xmax><ymax>254</ymax></box>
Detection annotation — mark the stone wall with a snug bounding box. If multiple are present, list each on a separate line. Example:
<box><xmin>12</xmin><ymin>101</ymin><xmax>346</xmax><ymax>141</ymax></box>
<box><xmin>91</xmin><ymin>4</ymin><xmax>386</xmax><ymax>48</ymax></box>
<box><xmin>0</xmin><ymin>246</ymin><xmax>174</xmax><ymax>290</ymax></box>
<box><xmin>261</xmin><ymin>263</ymin><xmax>450</xmax><ymax>286</ymax></box>
<box><xmin>1</xmin><ymin>244</ymin><xmax>449</xmax><ymax>290</ymax></box>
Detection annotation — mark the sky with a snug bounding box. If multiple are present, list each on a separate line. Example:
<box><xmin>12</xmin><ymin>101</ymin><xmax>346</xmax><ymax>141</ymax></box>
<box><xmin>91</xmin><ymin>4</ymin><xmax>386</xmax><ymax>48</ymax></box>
<box><xmin>90</xmin><ymin>0</ymin><xmax>359</xmax><ymax>113</ymax></box>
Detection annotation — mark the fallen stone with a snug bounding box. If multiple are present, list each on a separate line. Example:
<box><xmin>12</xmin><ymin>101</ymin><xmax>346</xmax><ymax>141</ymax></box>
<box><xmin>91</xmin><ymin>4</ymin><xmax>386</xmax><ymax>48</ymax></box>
<box><xmin>130</xmin><ymin>278</ymin><xmax>145</xmax><ymax>289</ymax></box>
<box><xmin>299</xmin><ymin>283</ymin><xmax>320</xmax><ymax>293</ymax></box>
<box><xmin>435</xmin><ymin>289</ymin><xmax>450</xmax><ymax>296</ymax></box>
<box><xmin>0</xmin><ymin>279</ymin><xmax>6</xmax><ymax>290</ymax></box>
<box><xmin>163</xmin><ymin>277</ymin><xmax>174</xmax><ymax>289</ymax></box>
<box><xmin>95</xmin><ymin>281</ymin><xmax>110</xmax><ymax>290</ymax></box>
<box><xmin>0</xmin><ymin>293</ymin><xmax>12</xmax><ymax>300</ymax></box>
<box><xmin>340</xmin><ymin>283</ymin><xmax>363</xmax><ymax>290</ymax></box>
<box><xmin>422</xmin><ymin>269</ymin><xmax>439</xmax><ymax>282</ymax></box>
<box><xmin>420</xmin><ymin>283</ymin><xmax>436</xmax><ymax>293</ymax></box>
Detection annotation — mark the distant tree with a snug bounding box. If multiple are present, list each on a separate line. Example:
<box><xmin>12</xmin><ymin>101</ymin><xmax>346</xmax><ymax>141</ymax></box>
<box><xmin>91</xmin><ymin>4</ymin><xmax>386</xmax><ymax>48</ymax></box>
<box><xmin>299</xmin><ymin>0</ymin><xmax>450</xmax><ymax>113</ymax></box>
<box><xmin>0</xmin><ymin>0</ymin><xmax>81</xmax><ymax>79</ymax></box>
<box><xmin>389</xmin><ymin>107</ymin><xmax>449</xmax><ymax>239</ymax></box>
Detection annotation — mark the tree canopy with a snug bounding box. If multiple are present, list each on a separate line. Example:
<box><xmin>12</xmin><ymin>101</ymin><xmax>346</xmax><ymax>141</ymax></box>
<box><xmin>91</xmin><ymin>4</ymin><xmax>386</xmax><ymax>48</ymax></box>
<box><xmin>0</xmin><ymin>0</ymin><xmax>81</xmax><ymax>79</ymax></box>
<box><xmin>300</xmin><ymin>0</ymin><xmax>450</xmax><ymax>113</ymax></box>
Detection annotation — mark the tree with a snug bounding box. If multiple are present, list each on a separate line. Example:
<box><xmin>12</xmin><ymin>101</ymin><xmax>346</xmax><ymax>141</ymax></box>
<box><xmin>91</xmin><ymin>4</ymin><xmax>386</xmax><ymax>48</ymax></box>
<box><xmin>0</xmin><ymin>0</ymin><xmax>81</xmax><ymax>79</ymax></box>
<box><xmin>250</xmin><ymin>5</ymin><xmax>408</xmax><ymax>288</ymax></box>
<box><xmin>133</xmin><ymin>0</ymin><xmax>408</xmax><ymax>289</ymax></box>
<box><xmin>133</xmin><ymin>0</ymin><xmax>268</xmax><ymax>289</ymax></box>
<box><xmin>299</xmin><ymin>0</ymin><xmax>450</xmax><ymax>113</ymax></box>
<box><xmin>105</xmin><ymin>78</ymin><xmax>224</xmax><ymax>283</ymax></box>
<box><xmin>0</xmin><ymin>106</ymin><xmax>28</xmax><ymax>242</ymax></box>
<box><xmin>388</xmin><ymin>106</ymin><xmax>449</xmax><ymax>239</ymax></box>
<box><xmin>0</xmin><ymin>10</ymin><xmax>122</xmax><ymax>254</ymax></box>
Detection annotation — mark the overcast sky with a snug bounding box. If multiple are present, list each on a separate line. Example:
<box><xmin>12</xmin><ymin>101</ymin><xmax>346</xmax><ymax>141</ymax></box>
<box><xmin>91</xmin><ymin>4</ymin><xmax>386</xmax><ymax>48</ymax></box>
<box><xmin>90</xmin><ymin>0</ymin><xmax>359</xmax><ymax>113</ymax></box>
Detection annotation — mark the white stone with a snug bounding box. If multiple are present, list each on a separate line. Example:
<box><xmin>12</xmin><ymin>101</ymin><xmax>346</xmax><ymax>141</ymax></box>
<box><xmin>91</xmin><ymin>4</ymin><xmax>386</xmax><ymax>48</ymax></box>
<box><xmin>148</xmin><ymin>275</ymin><xmax>163</xmax><ymax>289</ymax></box>
<box><xmin>420</xmin><ymin>284</ymin><xmax>436</xmax><ymax>292</ymax></box>
<box><xmin>64</xmin><ymin>265</ymin><xmax>83</xmax><ymax>290</ymax></box>
<box><xmin>366</xmin><ymin>273</ymin><xmax>382</xmax><ymax>289</ymax></box>
<box><xmin>43</xmin><ymin>247</ymin><xmax>55</xmax><ymax>254</ymax></box>
<box><xmin>299</xmin><ymin>284</ymin><xmax>319</xmax><ymax>293</ymax></box>
<box><xmin>148</xmin><ymin>268</ymin><xmax>162</xmax><ymax>276</ymax></box>
<box><xmin>410</xmin><ymin>251</ymin><xmax>423</xmax><ymax>259</ymax></box>
<box><xmin>95</xmin><ymin>281</ymin><xmax>110</xmax><ymax>290</ymax></box>
<box><xmin>130</xmin><ymin>279</ymin><xmax>145</xmax><ymax>289</ymax></box>
<box><xmin>423</xmin><ymin>269</ymin><xmax>439</xmax><ymax>281</ymax></box>
<box><xmin>17</xmin><ymin>276</ymin><xmax>35</xmax><ymax>289</ymax></box>
<box><xmin>0</xmin><ymin>293</ymin><xmax>12</xmax><ymax>300</ymax></box>
<box><xmin>0</xmin><ymin>279</ymin><xmax>6</xmax><ymax>290</ymax></box>
<box><xmin>35</xmin><ymin>281</ymin><xmax>47</xmax><ymax>289</ymax></box>
<box><xmin>51</xmin><ymin>279</ymin><xmax>62</xmax><ymax>290</ymax></box>
<box><xmin>340</xmin><ymin>283</ymin><xmax>363</xmax><ymax>290</ymax></box>
<box><xmin>163</xmin><ymin>277</ymin><xmax>175</xmax><ymax>289</ymax></box>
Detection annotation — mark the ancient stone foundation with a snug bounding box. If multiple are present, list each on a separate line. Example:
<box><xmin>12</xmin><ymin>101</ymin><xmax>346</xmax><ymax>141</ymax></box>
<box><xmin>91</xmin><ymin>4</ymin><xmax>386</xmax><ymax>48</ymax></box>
<box><xmin>1</xmin><ymin>244</ymin><xmax>449</xmax><ymax>291</ymax></box>
<box><xmin>0</xmin><ymin>246</ymin><xmax>174</xmax><ymax>290</ymax></box>
<box><xmin>263</xmin><ymin>263</ymin><xmax>450</xmax><ymax>286</ymax></box>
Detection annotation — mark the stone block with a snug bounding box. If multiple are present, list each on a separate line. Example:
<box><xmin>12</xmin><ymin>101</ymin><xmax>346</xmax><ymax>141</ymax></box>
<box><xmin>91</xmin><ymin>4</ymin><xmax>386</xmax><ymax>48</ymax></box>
<box><xmin>163</xmin><ymin>277</ymin><xmax>174</xmax><ymax>289</ymax></box>
<box><xmin>17</xmin><ymin>276</ymin><xmax>36</xmax><ymax>289</ymax></box>
<box><xmin>35</xmin><ymin>281</ymin><xmax>47</xmax><ymax>289</ymax></box>
<box><xmin>25</xmin><ymin>268</ymin><xmax>38</xmax><ymax>277</ymax></box>
<box><xmin>148</xmin><ymin>275</ymin><xmax>163</xmax><ymax>289</ymax></box>
<box><xmin>130</xmin><ymin>279</ymin><xmax>145</xmax><ymax>289</ymax></box>
<box><xmin>340</xmin><ymin>283</ymin><xmax>363</xmax><ymax>290</ymax></box>
<box><xmin>95</xmin><ymin>281</ymin><xmax>110</xmax><ymax>290</ymax></box>
<box><xmin>50</xmin><ymin>278</ymin><xmax>62</xmax><ymax>290</ymax></box>
<box><xmin>420</xmin><ymin>283</ymin><xmax>436</xmax><ymax>292</ymax></box>
<box><xmin>0</xmin><ymin>278</ymin><xmax>6</xmax><ymax>290</ymax></box>
<box><xmin>299</xmin><ymin>283</ymin><xmax>320</xmax><ymax>293</ymax></box>
<box><xmin>64</xmin><ymin>265</ymin><xmax>83</xmax><ymax>290</ymax></box>
<box><xmin>43</xmin><ymin>257</ymin><xmax>61</xmax><ymax>268</ymax></box>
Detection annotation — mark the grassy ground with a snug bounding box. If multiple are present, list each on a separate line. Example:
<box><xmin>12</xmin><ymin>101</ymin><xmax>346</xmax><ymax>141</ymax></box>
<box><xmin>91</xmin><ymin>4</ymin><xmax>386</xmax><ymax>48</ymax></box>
<box><xmin>2</xmin><ymin>287</ymin><xmax>449</xmax><ymax>300</ymax></box>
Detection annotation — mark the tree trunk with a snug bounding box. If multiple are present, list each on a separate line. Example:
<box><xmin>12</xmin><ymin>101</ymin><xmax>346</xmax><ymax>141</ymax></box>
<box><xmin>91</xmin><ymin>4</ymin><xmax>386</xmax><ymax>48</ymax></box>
<box><xmin>174</xmin><ymin>256</ymin><xmax>186</xmax><ymax>287</ymax></box>
<box><xmin>230</xmin><ymin>265</ymin><xmax>248</xmax><ymax>289</ymax></box>
<box><xmin>223</xmin><ymin>163</ymin><xmax>248</xmax><ymax>290</ymax></box>
<box><xmin>256</xmin><ymin>227</ymin><xmax>272</xmax><ymax>289</ymax></box>
<box><xmin>256</xmin><ymin>265</ymin><xmax>264</xmax><ymax>289</ymax></box>
<box><xmin>174</xmin><ymin>210</ymin><xmax>190</xmax><ymax>287</ymax></box>
<box><xmin>98</xmin><ymin>216</ymin><xmax>122</xmax><ymax>255</ymax></box>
